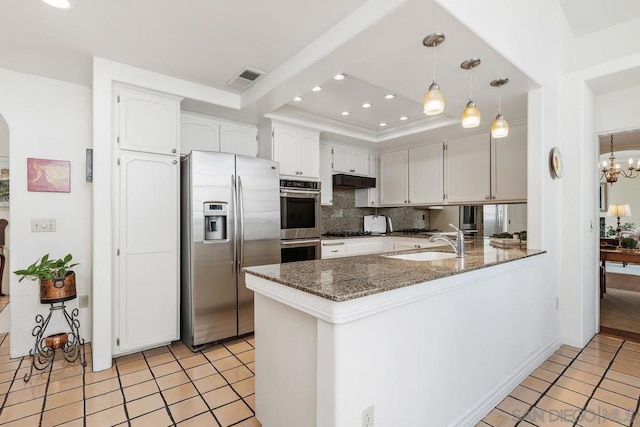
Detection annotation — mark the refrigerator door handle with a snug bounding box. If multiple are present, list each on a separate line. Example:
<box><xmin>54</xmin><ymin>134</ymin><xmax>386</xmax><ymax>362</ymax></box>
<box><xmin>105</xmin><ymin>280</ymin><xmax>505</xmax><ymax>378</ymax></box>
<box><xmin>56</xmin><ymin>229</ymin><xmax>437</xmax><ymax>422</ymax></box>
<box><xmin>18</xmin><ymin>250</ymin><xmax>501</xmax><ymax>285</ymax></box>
<box><xmin>238</xmin><ymin>176</ymin><xmax>245</xmax><ymax>269</ymax></box>
<box><xmin>231</xmin><ymin>174</ymin><xmax>237</xmax><ymax>276</ymax></box>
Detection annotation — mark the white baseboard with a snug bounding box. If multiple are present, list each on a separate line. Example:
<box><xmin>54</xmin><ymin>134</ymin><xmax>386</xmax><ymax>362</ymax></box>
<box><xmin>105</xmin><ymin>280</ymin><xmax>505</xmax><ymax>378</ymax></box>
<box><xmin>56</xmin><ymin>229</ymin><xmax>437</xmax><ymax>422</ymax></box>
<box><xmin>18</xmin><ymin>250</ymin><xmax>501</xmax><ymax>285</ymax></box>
<box><xmin>451</xmin><ymin>334</ymin><xmax>564</xmax><ymax>427</ymax></box>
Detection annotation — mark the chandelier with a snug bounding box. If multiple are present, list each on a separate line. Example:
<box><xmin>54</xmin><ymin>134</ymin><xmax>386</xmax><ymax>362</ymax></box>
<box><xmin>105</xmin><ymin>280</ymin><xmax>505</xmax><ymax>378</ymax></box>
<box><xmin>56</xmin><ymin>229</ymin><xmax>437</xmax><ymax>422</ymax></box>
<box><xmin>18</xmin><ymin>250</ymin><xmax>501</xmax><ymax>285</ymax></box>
<box><xmin>601</xmin><ymin>135</ymin><xmax>640</xmax><ymax>184</ymax></box>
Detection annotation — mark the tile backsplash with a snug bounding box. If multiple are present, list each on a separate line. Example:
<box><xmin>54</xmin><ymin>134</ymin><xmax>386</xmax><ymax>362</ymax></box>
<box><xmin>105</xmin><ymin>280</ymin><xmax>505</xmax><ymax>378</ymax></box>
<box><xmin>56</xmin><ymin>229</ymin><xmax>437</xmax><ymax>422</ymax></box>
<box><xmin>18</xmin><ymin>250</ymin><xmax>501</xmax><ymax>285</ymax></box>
<box><xmin>321</xmin><ymin>187</ymin><xmax>430</xmax><ymax>233</ymax></box>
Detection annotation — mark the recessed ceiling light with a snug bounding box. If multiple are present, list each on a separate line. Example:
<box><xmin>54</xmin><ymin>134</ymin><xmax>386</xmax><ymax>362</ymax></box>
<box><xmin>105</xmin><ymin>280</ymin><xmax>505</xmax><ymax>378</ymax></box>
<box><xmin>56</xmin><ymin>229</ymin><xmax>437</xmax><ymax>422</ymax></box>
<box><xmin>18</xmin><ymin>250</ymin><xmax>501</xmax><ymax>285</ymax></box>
<box><xmin>400</xmin><ymin>116</ymin><xmax>409</xmax><ymax>121</ymax></box>
<box><xmin>379</xmin><ymin>122</ymin><xmax>388</xmax><ymax>127</ymax></box>
<box><xmin>42</xmin><ymin>0</ymin><xmax>74</xmax><ymax>9</ymax></box>
<box><xmin>293</xmin><ymin>96</ymin><xmax>303</xmax><ymax>102</ymax></box>
<box><xmin>362</xmin><ymin>103</ymin><xmax>372</xmax><ymax>109</ymax></box>
<box><xmin>312</xmin><ymin>86</ymin><xmax>322</xmax><ymax>92</ymax></box>
<box><xmin>334</xmin><ymin>74</ymin><xmax>346</xmax><ymax>81</ymax></box>
<box><xmin>384</xmin><ymin>94</ymin><xmax>396</xmax><ymax>100</ymax></box>
<box><xmin>341</xmin><ymin>111</ymin><xmax>350</xmax><ymax>116</ymax></box>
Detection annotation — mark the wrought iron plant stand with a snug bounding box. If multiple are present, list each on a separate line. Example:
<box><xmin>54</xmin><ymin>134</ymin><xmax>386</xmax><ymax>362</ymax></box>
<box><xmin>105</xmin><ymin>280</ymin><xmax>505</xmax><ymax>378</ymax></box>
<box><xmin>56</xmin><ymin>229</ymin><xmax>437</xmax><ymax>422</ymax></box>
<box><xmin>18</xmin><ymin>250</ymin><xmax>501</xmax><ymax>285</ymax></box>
<box><xmin>24</xmin><ymin>299</ymin><xmax>86</xmax><ymax>382</ymax></box>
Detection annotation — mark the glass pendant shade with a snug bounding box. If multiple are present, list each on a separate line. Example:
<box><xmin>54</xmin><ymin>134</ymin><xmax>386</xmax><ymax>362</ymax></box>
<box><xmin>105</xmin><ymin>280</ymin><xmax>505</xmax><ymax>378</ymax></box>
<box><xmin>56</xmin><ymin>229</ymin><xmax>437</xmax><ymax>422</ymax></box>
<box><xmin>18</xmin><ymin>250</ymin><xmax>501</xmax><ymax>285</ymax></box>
<box><xmin>461</xmin><ymin>101</ymin><xmax>481</xmax><ymax>128</ymax></box>
<box><xmin>423</xmin><ymin>83</ymin><xmax>445</xmax><ymax>115</ymax></box>
<box><xmin>491</xmin><ymin>114</ymin><xmax>509</xmax><ymax>138</ymax></box>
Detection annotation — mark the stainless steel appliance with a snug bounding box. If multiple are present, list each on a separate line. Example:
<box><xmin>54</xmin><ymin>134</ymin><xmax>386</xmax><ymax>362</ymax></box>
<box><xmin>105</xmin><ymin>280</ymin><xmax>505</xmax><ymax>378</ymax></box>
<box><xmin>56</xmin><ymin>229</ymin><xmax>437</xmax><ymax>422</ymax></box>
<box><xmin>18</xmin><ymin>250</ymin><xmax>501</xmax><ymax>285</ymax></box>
<box><xmin>459</xmin><ymin>205</ymin><xmax>478</xmax><ymax>231</ymax></box>
<box><xmin>181</xmin><ymin>151</ymin><xmax>280</xmax><ymax>350</ymax></box>
<box><xmin>280</xmin><ymin>180</ymin><xmax>321</xmax><ymax>240</ymax></box>
<box><xmin>363</xmin><ymin>215</ymin><xmax>388</xmax><ymax>234</ymax></box>
<box><xmin>280</xmin><ymin>238</ymin><xmax>321</xmax><ymax>263</ymax></box>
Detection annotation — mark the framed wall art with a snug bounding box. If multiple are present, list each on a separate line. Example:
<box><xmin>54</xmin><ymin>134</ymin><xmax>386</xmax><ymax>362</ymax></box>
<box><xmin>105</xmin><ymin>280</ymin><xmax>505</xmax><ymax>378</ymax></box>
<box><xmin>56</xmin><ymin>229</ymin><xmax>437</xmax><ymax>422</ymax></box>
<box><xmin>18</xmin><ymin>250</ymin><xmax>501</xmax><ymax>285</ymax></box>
<box><xmin>27</xmin><ymin>158</ymin><xmax>70</xmax><ymax>193</ymax></box>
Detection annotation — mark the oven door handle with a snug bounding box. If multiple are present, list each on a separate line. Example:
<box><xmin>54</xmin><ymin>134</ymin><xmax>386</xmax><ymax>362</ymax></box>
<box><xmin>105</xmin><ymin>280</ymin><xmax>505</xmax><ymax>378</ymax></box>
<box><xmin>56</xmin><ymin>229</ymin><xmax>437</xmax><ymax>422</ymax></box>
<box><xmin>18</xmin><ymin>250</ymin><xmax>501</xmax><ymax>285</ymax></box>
<box><xmin>280</xmin><ymin>190</ymin><xmax>320</xmax><ymax>198</ymax></box>
<box><xmin>281</xmin><ymin>239</ymin><xmax>321</xmax><ymax>246</ymax></box>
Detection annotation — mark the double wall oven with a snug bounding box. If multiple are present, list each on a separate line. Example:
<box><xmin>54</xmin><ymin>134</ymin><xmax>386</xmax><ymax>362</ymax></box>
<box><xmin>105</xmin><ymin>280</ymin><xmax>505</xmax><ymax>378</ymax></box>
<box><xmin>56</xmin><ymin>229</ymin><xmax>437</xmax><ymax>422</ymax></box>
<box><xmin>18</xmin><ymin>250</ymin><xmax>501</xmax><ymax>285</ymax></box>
<box><xmin>280</xmin><ymin>179</ymin><xmax>321</xmax><ymax>262</ymax></box>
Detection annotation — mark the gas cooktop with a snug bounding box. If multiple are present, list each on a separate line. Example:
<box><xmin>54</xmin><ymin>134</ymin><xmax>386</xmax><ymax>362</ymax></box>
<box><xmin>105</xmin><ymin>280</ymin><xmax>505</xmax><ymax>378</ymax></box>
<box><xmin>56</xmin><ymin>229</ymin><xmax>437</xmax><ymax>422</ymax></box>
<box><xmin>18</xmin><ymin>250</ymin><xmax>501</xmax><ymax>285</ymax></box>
<box><xmin>395</xmin><ymin>228</ymin><xmax>441</xmax><ymax>233</ymax></box>
<box><xmin>322</xmin><ymin>231</ymin><xmax>374</xmax><ymax>237</ymax></box>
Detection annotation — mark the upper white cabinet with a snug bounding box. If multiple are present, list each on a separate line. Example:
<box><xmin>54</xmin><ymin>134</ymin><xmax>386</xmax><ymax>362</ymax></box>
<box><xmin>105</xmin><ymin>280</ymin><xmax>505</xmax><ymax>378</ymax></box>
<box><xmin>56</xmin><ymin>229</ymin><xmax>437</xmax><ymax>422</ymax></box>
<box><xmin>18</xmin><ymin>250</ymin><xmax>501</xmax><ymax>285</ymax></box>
<box><xmin>258</xmin><ymin>121</ymin><xmax>320</xmax><ymax>179</ymax></box>
<box><xmin>408</xmin><ymin>144</ymin><xmax>444</xmax><ymax>205</ymax></box>
<box><xmin>445</xmin><ymin>132</ymin><xmax>491</xmax><ymax>203</ymax></box>
<box><xmin>355</xmin><ymin>154</ymin><xmax>379</xmax><ymax>207</ymax></box>
<box><xmin>379</xmin><ymin>150</ymin><xmax>409</xmax><ymax>205</ymax></box>
<box><xmin>220</xmin><ymin>122</ymin><xmax>258</xmax><ymax>157</ymax></box>
<box><xmin>181</xmin><ymin>112</ymin><xmax>257</xmax><ymax>157</ymax></box>
<box><xmin>444</xmin><ymin>125</ymin><xmax>527</xmax><ymax>204</ymax></box>
<box><xmin>379</xmin><ymin>143</ymin><xmax>443</xmax><ymax>206</ymax></box>
<box><xmin>116</xmin><ymin>86</ymin><xmax>180</xmax><ymax>156</ymax></box>
<box><xmin>319</xmin><ymin>144</ymin><xmax>333</xmax><ymax>205</ymax></box>
<box><xmin>491</xmin><ymin>124</ymin><xmax>527</xmax><ymax>202</ymax></box>
<box><xmin>181</xmin><ymin>113</ymin><xmax>220</xmax><ymax>154</ymax></box>
<box><xmin>333</xmin><ymin>146</ymin><xmax>371</xmax><ymax>176</ymax></box>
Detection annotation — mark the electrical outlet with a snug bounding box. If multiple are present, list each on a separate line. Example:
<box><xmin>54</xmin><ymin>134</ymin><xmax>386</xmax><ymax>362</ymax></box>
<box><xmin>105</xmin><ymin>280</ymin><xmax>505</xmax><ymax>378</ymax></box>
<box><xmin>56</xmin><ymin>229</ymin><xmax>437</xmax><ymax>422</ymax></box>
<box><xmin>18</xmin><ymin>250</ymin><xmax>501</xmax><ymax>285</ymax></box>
<box><xmin>31</xmin><ymin>218</ymin><xmax>56</xmax><ymax>232</ymax></box>
<box><xmin>79</xmin><ymin>295</ymin><xmax>89</xmax><ymax>308</ymax></box>
<box><xmin>362</xmin><ymin>405</ymin><xmax>374</xmax><ymax>427</ymax></box>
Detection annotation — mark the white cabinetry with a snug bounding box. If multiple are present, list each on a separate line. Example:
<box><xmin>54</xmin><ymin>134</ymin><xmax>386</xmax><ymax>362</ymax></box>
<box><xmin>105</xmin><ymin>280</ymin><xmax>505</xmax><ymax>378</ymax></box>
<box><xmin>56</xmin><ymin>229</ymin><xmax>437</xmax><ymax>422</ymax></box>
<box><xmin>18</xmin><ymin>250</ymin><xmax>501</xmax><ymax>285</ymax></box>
<box><xmin>379</xmin><ymin>143</ymin><xmax>443</xmax><ymax>206</ymax></box>
<box><xmin>444</xmin><ymin>125</ymin><xmax>527</xmax><ymax>204</ymax></box>
<box><xmin>321</xmin><ymin>237</ymin><xmax>392</xmax><ymax>259</ymax></box>
<box><xmin>491</xmin><ymin>124</ymin><xmax>527</xmax><ymax>201</ymax></box>
<box><xmin>392</xmin><ymin>238</ymin><xmax>445</xmax><ymax>251</ymax></box>
<box><xmin>320</xmin><ymin>144</ymin><xmax>333</xmax><ymax>205</ymax></box>
<box><xmin>117</xmin><ymin>151</ymin><xmax>179</xmax><ymax>354</ymax></box>
<box><xmin>379</xmin><ymin>150</ymin><xmax>408</xmax><ymax>205</ymax></box>
<box><xmin>259</xmin><ymin>122</ymin><xmax>320</xmax><ymax>179</ymax></box>
<box><xmin>355</xmin><ymin>154</ymin><xmax>379</xmax><ymax>207</ymax></box>
<box><xmin>445</xmin><ymin>133</ymin><xmax>490</xmax><ymax>204</ymax></box>
<box><xmin>333</xmin><ymin>146</ymin><xmax>370</xmax><ymax>176</ymax></box>
<box><xmin>114</xmin><ymin>85</ymin><xmax>181</xmax><ymax>355</ymax></box>
<box><xmin>117</xmin><ymin>86</ymin><xmax>179</xmax><ymax>156</ymax></box>
<box><xmin>180</xmin><ymin>112</ymin><xmax>257</xmax><ymax>157</ymax></box>
<box><xmin>321</xmin><ymin>240</ymin><xmax>347</xmax><ymax>258</ymax></box>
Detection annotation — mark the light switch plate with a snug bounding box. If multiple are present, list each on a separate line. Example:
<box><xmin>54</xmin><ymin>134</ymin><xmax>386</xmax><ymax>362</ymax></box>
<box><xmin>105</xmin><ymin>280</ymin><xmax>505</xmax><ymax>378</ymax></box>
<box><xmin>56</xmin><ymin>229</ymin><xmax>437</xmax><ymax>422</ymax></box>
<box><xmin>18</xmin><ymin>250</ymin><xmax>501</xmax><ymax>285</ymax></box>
<box><xmin>31</xmin><ymin>219</ymin><xmax>56</xmax><ymax>232</ymax></box>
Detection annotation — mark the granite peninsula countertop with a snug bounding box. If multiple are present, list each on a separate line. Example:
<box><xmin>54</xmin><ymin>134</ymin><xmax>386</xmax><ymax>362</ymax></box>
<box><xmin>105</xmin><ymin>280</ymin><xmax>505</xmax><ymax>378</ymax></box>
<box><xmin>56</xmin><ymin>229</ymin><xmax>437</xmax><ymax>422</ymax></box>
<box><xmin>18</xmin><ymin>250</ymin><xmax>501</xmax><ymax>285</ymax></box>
<box><xmin>244</xmin><ymin>241</ymin><xmax>545</xmax><ymax>302</ymax></box>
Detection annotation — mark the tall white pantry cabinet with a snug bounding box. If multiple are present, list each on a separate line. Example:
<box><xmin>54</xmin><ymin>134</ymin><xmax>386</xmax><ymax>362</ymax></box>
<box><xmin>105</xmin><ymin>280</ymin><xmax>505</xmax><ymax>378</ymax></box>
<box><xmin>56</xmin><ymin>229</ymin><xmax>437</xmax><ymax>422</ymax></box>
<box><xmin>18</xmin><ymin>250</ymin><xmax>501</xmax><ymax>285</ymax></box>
<box><xmin>113</xmin><ymin>85</ymin><xmax>181</xmax><ymax>355</ymax></box>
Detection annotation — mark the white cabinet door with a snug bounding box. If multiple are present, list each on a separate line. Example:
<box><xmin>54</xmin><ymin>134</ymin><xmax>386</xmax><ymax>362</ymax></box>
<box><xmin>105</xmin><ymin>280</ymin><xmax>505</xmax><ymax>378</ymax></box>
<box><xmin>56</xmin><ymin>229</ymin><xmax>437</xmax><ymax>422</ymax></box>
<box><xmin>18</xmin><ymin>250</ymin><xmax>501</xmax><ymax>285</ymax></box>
<box><xmin>116</xmin><ymin>86</ymin><xmax>180</xmax><ymax>156</ymax></box>
<box><xmin>180</xmin><ymin>113</ymin><xmax>220</xmax><ymax>155</ymax></box>
<box><xmin>220</xmin><ymin>123</ymin><xmax>258</xmax><ymax>157</ymax></box>
<box><xmin>355</xmin><ymin>154</ymin><xmax>378</xmax><ymax>207</ymax></box>
<box><xmin>409</xmin><ymin>143</ymin><xmax>443</xmax><ymax>205</ymax></box>
<box><xmin>332</xmin><ymin>146</ymin><xmax>352</xmax><ymax>174</ymax></box>
<box><xmin>333</xmin><ymin>147</ymin><xmax>370</xmax><ymax>176</ymax></box>
<box><xmin>117</xmin><ymin>151</ymin><xmax>179</xmax><ymax>354</ymax></box>
<box><xmin>445</xmin><ymin>133</ymin><xmax>490</xmax><ymax>203</ymax></box>
<box><xmin>297</xmin><ymin>129</ymin><xmax>320</xmax><ymax>179</ymax></box>
<box><xmin>320</xmin><ymin>145</ymin><xmax>333</xmax><ymax>205</ymax></box>
<box><xmin>273</xmin><ymin>124</ymin><xmax>299</xmax><ymax>176</ymax></box>
<box><xmin>379</xmin><ymin>150</ymin><xmax>408</xmax><ymax>206</ymax></box>
<box><xmin>351</xmin><ymin>150</ymin><xmax>370</xmax><ymax>176</ymax></box>
<box><xmin>492</xmin><ymin>124</ymin><xmax>527</xmax><ymax>201</ymax></box>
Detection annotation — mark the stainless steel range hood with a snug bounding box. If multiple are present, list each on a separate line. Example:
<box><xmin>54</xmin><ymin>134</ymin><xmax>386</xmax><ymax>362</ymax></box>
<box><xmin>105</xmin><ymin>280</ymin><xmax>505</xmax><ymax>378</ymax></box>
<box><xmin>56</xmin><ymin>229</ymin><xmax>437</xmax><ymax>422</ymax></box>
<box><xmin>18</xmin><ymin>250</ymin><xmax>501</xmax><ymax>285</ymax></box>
<box><xmin>332</xmin><ymin>174</ymin><xmax>376</xmax><ymax>189</ymax></box>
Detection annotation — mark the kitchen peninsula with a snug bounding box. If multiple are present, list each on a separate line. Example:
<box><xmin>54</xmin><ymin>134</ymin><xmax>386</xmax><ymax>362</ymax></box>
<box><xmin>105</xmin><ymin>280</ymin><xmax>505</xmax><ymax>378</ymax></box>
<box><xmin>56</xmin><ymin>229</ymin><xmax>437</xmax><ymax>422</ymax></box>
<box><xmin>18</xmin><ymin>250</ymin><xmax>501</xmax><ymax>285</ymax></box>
<box><xmin>245</xmin><ymin>242</ymin><xmax>548</xmax><ymax>427</ymax></box>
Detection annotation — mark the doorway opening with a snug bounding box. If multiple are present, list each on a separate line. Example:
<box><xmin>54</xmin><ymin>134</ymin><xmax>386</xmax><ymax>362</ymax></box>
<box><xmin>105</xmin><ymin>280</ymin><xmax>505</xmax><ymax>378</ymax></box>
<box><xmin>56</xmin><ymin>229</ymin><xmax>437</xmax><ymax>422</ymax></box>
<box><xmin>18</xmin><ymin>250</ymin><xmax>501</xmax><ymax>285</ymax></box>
<box><xmin>598</xmin><ymin>130</ymin><xmax>640</xmax><ymax>340</ymax></box>
<box><xmin>0</xmin><ymin>114</ymin><xmax>10</xmax><ymax>334</ymax></box>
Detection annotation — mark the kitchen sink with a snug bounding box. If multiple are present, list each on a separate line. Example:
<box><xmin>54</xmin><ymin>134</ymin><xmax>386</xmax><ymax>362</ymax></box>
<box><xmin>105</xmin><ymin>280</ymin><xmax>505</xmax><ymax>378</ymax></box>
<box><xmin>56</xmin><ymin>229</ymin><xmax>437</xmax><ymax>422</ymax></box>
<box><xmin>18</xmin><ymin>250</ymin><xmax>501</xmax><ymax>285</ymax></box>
<box><xmin>384</xmin><ymin>252</ymin><xmax>457</xmax><ymax>261</ymax></box>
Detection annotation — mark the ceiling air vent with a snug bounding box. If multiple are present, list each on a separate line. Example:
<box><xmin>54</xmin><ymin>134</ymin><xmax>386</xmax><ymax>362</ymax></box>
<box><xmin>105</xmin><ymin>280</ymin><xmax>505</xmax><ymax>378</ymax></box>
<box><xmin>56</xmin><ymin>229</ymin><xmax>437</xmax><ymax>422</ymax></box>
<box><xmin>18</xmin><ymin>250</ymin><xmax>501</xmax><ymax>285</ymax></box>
<box><xmin>227</xmin><ymin>67</ymin><xmax>265</xmax><ymax>89</ymax></box>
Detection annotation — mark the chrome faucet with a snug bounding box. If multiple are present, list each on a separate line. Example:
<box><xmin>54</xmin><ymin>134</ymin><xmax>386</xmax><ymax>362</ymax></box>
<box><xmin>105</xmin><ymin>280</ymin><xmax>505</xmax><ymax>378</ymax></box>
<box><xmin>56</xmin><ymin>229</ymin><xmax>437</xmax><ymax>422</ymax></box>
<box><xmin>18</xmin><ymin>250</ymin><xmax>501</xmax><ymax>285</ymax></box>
<box><xmin>428</xmin><ymin>224</ymin><xmax>465</xmax><ymax>258</ymax></box>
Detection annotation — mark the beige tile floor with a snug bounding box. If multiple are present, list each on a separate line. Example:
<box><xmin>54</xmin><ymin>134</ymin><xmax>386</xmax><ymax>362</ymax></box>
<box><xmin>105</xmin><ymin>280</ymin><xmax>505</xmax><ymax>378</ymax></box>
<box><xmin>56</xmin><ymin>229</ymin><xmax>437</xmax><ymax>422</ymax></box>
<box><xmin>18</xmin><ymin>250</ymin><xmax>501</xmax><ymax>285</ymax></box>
<box><xmin>481</xmin><ymin>334</ymin><xmax>640</xmax><ymax>426</ymax></box>
<box><xmin>1</xmin><ymin>330</ymin><xmax>639</xmax><ymax>426</ymax></box>
<box><xmin>0</xmin><ymin>333</ymin><xmax>259</xmax><ymax>426</ymax></box>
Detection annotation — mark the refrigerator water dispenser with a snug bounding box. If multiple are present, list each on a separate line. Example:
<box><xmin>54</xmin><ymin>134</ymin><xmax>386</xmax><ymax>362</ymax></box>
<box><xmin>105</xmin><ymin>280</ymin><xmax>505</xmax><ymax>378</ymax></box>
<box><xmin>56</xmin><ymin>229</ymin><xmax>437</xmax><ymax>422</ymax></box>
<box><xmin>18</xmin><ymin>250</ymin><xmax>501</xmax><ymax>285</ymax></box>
<box><xmin>204</xmin><ymin>202</ymin><xmax>227</xmax><ymax>240</ymax></box>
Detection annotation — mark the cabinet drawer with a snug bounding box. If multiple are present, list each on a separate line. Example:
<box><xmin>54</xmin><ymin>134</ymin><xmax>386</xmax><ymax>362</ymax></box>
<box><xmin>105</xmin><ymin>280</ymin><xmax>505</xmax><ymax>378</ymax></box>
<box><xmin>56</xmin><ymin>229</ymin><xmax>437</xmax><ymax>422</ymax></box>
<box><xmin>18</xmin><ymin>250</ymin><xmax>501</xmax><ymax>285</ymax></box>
<box><xmin>322</xmin><ymin>241</ymin><xmax>347</xmax><ymax>258</ymax></box>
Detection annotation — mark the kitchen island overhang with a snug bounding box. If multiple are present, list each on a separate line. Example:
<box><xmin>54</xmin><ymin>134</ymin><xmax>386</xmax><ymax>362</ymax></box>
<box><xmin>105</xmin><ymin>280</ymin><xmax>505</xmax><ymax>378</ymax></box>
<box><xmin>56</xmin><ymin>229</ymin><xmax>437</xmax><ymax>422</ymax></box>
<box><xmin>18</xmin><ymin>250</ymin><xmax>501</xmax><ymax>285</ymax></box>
<box><xmin>245</xmin><ymin>244</ymin><xmax>557</xmax><ymax>427</ymax></box>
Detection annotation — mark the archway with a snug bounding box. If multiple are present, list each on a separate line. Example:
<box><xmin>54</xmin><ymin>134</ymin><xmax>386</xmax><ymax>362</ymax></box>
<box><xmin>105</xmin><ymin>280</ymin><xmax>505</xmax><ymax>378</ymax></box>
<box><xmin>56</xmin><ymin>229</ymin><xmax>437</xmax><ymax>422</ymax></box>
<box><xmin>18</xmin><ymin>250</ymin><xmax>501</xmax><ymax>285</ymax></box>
<box><xmin>0</xmin><ymin>114</ymin><xmax>10</xmax><ymax>333</ymax></box>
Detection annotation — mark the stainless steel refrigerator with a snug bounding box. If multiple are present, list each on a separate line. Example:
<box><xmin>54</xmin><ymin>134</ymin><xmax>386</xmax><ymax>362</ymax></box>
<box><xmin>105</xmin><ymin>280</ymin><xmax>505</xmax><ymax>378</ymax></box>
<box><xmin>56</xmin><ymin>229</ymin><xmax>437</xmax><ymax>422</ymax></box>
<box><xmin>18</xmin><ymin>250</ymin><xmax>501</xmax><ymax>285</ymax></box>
<box><xmin>180</xmin><ymin>151</ymin><xmax>280</xmax><ymax>350</ymax></box>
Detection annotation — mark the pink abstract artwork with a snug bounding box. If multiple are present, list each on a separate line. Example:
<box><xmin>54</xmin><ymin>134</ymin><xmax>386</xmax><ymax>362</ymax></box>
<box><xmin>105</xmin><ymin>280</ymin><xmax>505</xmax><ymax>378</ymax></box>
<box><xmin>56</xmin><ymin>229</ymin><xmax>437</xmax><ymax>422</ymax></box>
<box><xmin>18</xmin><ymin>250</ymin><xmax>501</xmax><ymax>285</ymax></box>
<box><xmin>27</xmin><ymin>158</ymin><xmax>70</xmax><ymax>193</ymax></box>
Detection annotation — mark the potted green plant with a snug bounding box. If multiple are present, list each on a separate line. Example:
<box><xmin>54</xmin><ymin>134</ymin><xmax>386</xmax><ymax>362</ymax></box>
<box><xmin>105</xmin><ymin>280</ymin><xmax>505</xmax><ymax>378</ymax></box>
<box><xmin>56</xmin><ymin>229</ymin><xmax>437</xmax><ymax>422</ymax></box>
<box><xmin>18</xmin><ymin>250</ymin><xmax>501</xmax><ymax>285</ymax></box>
<box><xmin>14</xmin><ymin>253</ymin><xmax>79</xmax><ymax>303</ymax></box>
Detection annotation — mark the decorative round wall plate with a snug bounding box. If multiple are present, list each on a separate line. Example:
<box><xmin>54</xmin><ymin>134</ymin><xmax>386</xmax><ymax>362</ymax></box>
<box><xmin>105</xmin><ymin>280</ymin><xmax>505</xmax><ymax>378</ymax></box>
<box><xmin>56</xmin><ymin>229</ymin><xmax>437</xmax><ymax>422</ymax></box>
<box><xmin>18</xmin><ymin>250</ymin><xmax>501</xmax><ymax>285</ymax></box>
<box><xmin>550</xmin><ymin>146</ymin><xmax>563</xmax><ymax>179</ymax></box>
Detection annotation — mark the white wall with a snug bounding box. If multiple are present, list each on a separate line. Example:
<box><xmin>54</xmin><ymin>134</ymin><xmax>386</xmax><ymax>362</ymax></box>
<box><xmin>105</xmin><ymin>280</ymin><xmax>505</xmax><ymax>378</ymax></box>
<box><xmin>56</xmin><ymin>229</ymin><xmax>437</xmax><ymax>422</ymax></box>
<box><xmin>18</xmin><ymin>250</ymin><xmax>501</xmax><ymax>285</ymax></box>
<box><xmin>0</xmin><ymin>68</ymin><xmax>92</xmax><ymax>358</ymax></box>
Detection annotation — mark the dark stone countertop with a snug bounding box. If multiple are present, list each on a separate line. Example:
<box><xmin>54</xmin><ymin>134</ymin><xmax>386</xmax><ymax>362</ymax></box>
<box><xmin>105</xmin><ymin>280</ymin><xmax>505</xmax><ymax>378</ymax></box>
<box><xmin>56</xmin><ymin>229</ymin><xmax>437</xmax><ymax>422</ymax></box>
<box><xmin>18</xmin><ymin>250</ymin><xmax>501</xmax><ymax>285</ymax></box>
<box><xmin>245</xmin><ymin>241</ymin><xmax>545</xmax><ymax>302</ymax></box>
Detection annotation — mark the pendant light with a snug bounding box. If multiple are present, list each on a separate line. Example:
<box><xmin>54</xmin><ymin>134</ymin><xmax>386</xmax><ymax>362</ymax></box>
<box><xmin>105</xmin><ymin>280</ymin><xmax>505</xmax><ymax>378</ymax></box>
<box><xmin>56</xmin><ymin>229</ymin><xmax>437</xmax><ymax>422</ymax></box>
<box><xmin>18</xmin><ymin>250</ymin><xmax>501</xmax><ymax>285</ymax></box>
<box><xmin>490</xmin><ymin>78</ymin><xmax>509</xmax><ymax>138</ymax></box>
<box><xmin>422</xmin><ymin>33</ymin><xmax>446</xmax><ymax>116</ymax></box>
<box><xmin>460</xmin><ymin>58</ymin><xmax>481</xmax><ymax>128</ymax></box>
